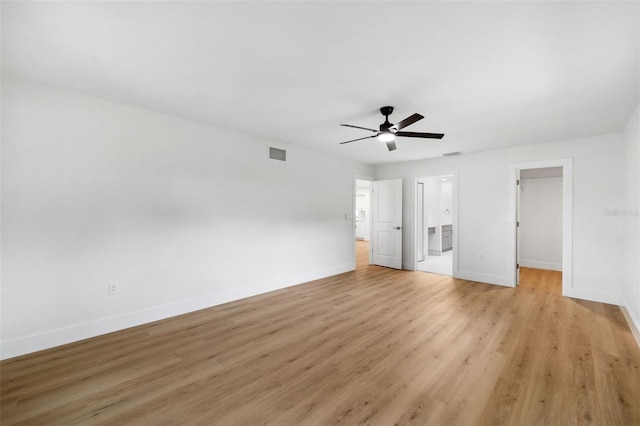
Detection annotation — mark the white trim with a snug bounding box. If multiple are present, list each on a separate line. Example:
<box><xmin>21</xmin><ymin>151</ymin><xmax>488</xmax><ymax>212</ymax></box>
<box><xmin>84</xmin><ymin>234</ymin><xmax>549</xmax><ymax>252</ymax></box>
<box><xmin>0</xmin><ymin>263</ymin><xmax>353</xmax><ymax>360</ymax></box>
<box><xmin>508</xmin><ymin>158</ymin><xmax>573</xmax><ymax>295</ymax></box>
<box><xmin>563</xmin><ymin>287</ymin><xmax>621</xmax><ymax>306</ymax></box>
<box><xmin>621</xmin><ymin>305</ymin><xmax>640</xmax><ymax>349</ymax></box>
<box><xmin>519</xmin><ymin>260</ymin><xmax>563</xmax><ymax>271</ymax></box>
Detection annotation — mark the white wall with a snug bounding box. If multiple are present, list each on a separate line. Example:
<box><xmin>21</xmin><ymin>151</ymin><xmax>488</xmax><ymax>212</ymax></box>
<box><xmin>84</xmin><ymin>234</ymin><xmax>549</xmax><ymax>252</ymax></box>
<box><xmin>0</xmin><ymin>77</ymin><xmax>374</xmax><ymax>359</ymax></box>
<box><xmin>440</xmin><ymin>181</ymin><xmax>452</xmax><ymax>225</ymax></box>
<box><xmin>375</xmin><ymin>132</ymin><xmax>625</xmax><ymax>304</ymax></box>
<box><xmin>519</xmin><ymin>177</ymin><xmax>563</xmax><ymax>271</ymax></box>
<box><xmin>623</xmin><ymin>102</ymin><xmax>640</xmax><ymax>332</ymax></box>
<box><xmin>424</xmin><ymin>178</ymin><xmax>441</xmax><ymax>228</ymax></box>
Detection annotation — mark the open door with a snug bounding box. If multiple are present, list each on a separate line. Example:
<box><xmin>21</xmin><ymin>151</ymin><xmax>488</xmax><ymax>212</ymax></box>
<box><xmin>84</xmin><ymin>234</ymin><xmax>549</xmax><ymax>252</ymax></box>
<box><xmin>372</xmin><ymin>178</ymin><xmax>403</xmax><ymax>269</ymax></box>
<box><xmin>516</xmin><ymin>169</ymin><xmax>521</xmax><ymax>285</ymax></box>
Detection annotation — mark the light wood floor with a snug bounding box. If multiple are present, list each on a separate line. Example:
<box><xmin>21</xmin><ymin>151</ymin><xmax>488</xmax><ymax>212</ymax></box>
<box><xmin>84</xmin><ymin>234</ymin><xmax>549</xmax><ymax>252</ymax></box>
<box><xmin>2</xmin><ymin>241</ymin><xmax>639</xmax><ymax>425</ymax></box>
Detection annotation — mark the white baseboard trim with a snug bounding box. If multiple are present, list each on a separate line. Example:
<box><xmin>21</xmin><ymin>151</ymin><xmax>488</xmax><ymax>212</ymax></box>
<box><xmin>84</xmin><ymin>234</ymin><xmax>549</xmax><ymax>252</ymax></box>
<box><xmin>519</xmin><ymin>259</ymin><xmax>562</xmax><ymax>271</ymax></box>
<box><xmin>621</xmin><ymin>305</ymin><xmax>640</xmax><ymax>349</ymax></box>
<box><xmin>454</xmin><ymin>271</ymin><xmax>514</xmax><ymax>287</ymax></box>
<box><xmin>0</xmin><ymin>263</ymin><xmax>354</xmax><ymax>360</ymax></box>
<box><xmin>562</xmin><ymin>287</ymin><xmax>622</xmax><ymax>306</ymax></box>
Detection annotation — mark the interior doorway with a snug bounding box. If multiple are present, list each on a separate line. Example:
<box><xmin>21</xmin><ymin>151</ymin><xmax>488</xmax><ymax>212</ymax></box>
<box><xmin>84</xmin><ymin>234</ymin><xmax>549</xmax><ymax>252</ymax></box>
<box><xmin>416</xmin><ymin>173</ymin><xmax>456</xmax><ymax>276</ymax></box>
<box><xmin>517</xmin><ymin>167</ymin><xmax>563</xmax><ymax>292</ymax></box>
<box><xmin>354</xmin><ymin>178</ymin><xmax>373</xmax><ymax>269</ymax></box>
<box><xmin>518</xmin><ymin>167</ymin><xmax>564</xmax><ymax>270</ymax></box>
<box><xmin>509</xmin><ymin>159</ymin><xmax>573</xmax><ymax>294</ymax></box>
<box><xmin>353</xmin><ymin>177</ymin><xmax>403</xmax><ymax>270</ymax></box>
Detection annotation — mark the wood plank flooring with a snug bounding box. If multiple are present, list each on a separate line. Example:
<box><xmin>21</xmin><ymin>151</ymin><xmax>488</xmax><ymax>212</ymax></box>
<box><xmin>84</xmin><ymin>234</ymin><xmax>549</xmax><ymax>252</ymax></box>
<box><xmin>2</xmin><ymin>241</ymin><xmax>639</xmax><ymax>425</ymax></box>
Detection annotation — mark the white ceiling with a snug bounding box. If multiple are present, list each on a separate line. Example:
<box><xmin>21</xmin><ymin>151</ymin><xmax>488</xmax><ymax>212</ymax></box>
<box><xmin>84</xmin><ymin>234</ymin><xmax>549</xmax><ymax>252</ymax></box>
<box><xmin>2</xmin><ymin>1</ymin><xmax>638</xmax><ymax>165</ymax></box>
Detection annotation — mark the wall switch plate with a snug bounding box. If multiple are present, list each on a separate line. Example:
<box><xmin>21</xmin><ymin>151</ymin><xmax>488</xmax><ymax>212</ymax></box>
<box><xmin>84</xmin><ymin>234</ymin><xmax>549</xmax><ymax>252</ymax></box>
<box><xmin>109</xmin><ymin>282</ymin><xmax>118</xmax><ymax>295</ymax></box>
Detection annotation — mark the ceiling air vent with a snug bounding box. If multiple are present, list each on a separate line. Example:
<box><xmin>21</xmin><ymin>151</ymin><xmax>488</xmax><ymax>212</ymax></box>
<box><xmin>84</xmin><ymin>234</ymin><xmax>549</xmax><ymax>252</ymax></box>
<box><xmin>443</xmin><ymin>151</ymin><xmax>461</xmax><ymax>157</ymax></box>
<box><xmin>268</xmin><ymin>147</ymin><xmax>287</xmax><ymax>162</ymax></box>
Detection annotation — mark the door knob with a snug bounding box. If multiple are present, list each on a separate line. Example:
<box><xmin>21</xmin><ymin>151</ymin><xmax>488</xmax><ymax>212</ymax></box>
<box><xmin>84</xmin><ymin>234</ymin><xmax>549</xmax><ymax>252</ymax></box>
<box><xmin>394</xmin><ymin>226</ymin><xmax>402</xmax><ymax>230</ymax></box>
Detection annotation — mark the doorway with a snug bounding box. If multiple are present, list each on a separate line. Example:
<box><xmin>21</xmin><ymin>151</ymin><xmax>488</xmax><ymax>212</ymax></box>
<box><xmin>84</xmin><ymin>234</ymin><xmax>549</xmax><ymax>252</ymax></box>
<box><xmin>355</xmin><ymin>179</ymin><xmax>372</xmax><ymax>269</ymax></box>
<box><xmin>353</xmin><ymin>177</ymin><xmax>404</xmax><ymax>270</ymax></box>
<box><xmin>509</xmin><ymin>159</ymin><xmax>573</xmax><ymax>294</ymax></box>
<box><xmin>517</xmin><ymin>167</ymin><xmax>563</xmax><ymax>292</ymax></box>
<box><xmin>519</xmin><ymin>167</ymin><xmax>563</xmax><ymax>271</ymax></box>
<box><xmin>416</xmin><ymin>173</ymin><xmax>456</xmax><ymax>276</ymax></box>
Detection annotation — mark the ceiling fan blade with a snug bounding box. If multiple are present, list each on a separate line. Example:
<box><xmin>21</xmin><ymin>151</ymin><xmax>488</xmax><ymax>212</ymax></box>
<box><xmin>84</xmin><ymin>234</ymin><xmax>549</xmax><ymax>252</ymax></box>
<box><xmin>395</xmin><ymin>131</ymin><xmax>444</xmax><ymax>139</ymax></box>
<box><xmin>340</xmin><ymin>124</ymin><xmax>378</xmax><ymax>133</ymax></box>
<box><xmin>392</xmin><ymin>113</ymin><xmax>424</xmax><ymax>131</ymax></box>
<box><xmin>339</xmin><ymin>134</ymin><xmax>378</xmax><ymax>144</ymax></box>
<box><xmin>386</xmin><ymin>140</ymin><xmax>397</xmax><ymax>151</ymax></box>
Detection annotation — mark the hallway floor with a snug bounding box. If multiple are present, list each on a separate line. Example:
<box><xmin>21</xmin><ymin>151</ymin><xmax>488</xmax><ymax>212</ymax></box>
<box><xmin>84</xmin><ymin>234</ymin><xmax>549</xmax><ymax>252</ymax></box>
<box><xmin>418</xmin><ymin>250</ymin><xmax>453</xmax><ymax>276</ymax></box>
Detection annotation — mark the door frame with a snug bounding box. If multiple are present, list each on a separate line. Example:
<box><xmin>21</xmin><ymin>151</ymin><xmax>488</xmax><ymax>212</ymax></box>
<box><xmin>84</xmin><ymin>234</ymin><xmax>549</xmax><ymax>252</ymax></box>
<box><xmin>353</xmin><ymin>175</ymin><xmax>374</xmax><ymax>267</ymax></box>
<box><xmin>413</xmin><ymin>170</ymin><xmax>458</xmax><ymax>274</ymax></box>
<box><xmin>508</xmin><ymin>158</ymin><xmax>573</xmax><ymax>294</ymax></box>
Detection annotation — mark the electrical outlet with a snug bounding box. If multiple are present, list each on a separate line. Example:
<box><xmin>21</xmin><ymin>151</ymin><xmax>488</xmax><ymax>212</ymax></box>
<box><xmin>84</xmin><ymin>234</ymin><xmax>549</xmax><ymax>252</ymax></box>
<box><xmin>109</xmin><ymin>282</ymin><xmax>118</xmax><ymax>295</ymax></box>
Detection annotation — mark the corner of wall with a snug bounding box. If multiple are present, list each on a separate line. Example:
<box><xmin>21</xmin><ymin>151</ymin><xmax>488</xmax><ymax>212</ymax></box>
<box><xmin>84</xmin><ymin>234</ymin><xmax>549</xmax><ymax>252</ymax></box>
<box><xmin>622</xmin><ymin>101</ymin><xmax>640</xmax><ymax>338</ymax></box>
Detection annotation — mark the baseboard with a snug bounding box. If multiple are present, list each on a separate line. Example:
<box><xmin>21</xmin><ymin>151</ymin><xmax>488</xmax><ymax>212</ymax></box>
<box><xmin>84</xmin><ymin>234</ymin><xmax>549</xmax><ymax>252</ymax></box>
<box><xmin>562</xmin><ymin>287</ymin><xmax>622</xmax><ymax>306</ymax></box>
<box><xmin>621</xmin><ymin>305</ymin><xmax>640</xmax><ymax>349</ymax></box>
<box><xmin>519</xmin><ymin>259</ymin><xmax>562</xmax><ymax>271</ymax></box>
<box><xmin>454</xmin><ymin>271</ymin><xmax>514</xmax><ymax>287</ymax></box>
<box><xmin>0</xmin><ymin>263</ymin><xmax>354</xmax><ymax>360</ymax></box>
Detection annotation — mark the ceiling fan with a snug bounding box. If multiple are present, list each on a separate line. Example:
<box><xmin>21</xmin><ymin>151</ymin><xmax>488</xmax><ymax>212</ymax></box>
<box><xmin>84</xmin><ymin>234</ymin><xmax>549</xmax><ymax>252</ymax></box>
<box><xmin>339</xmin><ymin>106</ymin><xmax>444</xmax><ymax>151</ymax></box>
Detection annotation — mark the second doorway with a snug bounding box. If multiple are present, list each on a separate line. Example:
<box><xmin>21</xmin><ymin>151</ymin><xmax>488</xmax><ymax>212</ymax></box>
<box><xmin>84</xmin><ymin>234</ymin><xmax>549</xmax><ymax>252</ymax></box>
<box><xmin>416</xmin><ymin>174</ymin><xmax>454</xmax><ymax>276</ymax></box>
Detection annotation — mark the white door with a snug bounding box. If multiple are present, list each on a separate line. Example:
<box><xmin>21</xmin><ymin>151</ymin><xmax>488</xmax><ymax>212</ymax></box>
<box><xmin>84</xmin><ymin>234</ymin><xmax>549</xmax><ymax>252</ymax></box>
<box><xmin>515</xmin><ymin>170</ymin><xmax>521</xmax><ymax>285</ymax></box>
<box><xmin>372</xmin><ymin>178</ymin><xmax>403</xmax><ymax>269</ymax></box>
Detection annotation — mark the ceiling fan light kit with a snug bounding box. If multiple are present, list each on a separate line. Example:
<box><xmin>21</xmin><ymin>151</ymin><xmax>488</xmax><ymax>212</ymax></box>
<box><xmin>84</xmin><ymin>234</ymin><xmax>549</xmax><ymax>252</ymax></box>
<box><xmin>340</xmin><ymin>106</ymin><xmax>444</xmax><ymax>151</ymax></box>
<box><xmin>378</xmin><ymin>131</ymin><xmax>395</xmax><ymax>143</ymax></box>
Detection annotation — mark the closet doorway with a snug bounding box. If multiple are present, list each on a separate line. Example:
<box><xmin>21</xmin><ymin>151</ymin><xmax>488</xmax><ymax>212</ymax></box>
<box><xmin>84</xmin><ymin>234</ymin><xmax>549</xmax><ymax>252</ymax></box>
<box><xmin>509</xmin><ymin>158</ymin><xmax>573</xmax><ymax>294</ymax></box>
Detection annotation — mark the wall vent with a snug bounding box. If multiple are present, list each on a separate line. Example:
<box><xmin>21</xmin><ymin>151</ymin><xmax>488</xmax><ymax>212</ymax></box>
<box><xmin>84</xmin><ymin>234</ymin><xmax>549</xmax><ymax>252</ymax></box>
<box><xmin>442</xmin><ymin>151</ymin><xmax>462</xmax><ymax>157</ymax></box>
<box><xmin>268</xmin><ymin>147</ymin><xmax>287</xmax><ymax>162</ymax></box>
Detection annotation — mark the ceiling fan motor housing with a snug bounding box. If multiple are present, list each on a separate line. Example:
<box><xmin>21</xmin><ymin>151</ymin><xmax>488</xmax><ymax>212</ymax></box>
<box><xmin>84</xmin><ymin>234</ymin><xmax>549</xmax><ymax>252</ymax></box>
<box><xmin>379</xmin><ymin>106</ymin><xmax>394</xmax><ymax>131</ymax></box>
<box><xmin>380</xmin><ymin>106</ymin><xmax>394</xmax><ymax>117</ymax></box>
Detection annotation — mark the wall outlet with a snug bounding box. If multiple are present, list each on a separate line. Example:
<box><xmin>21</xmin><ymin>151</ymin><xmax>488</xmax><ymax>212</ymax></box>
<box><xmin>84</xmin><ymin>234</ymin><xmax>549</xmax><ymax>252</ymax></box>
<box><xmin>108</xmin><ymin>282</ymin><xmax>118</xmax><ymax>295</ymax></box>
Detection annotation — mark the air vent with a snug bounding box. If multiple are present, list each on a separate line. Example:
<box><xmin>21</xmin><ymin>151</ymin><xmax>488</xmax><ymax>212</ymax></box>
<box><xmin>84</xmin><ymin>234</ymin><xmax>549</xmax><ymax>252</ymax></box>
<box><xmin>268</xmin><ymin>147</ymin><xmax>287</xmax><ymax>162</ymax></box>
<box><xmin>443</xmin><ymin>151</ymin><xmax>461</xmax><ymax>157</ymax></box>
